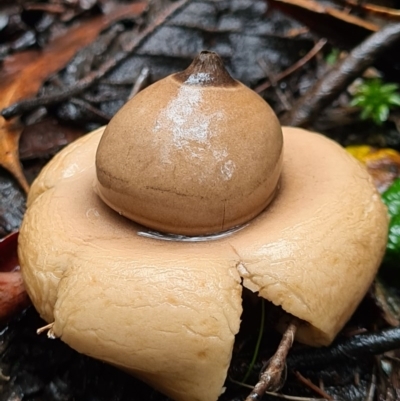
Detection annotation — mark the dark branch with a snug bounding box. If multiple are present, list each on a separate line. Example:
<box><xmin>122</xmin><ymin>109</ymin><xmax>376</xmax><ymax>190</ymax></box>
<box><xmin>281</xmin><ymin>23</ymin><xmax>400</xmax><ymax>127</ymax></box>
<box><xmin>288</xmin><ymin>326</ymin><xmax>400</xmax><ymax>370</ymax></box>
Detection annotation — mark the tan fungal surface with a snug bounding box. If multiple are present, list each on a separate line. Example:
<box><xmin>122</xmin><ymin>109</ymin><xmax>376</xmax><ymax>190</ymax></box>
<box><xmin>96</xmin><ymin>52</ymin><xmax>283</xmax><ymax>236</ymax></box>
<box><xmin>19</xmin><ymin>126</ymin><xmax>388</xmax><ymax>401</ymax></box>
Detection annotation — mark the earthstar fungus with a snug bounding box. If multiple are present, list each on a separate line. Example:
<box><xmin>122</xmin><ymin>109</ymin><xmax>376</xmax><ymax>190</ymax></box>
<box><xmin>19</xmin><ymin>51</ymin><xmax>388</xmax><ymax>401</ymax></box>
<box><xmin>96</xmin><ymin>51</ymin><xmax>283</xmax><ymax>235</ymax></box>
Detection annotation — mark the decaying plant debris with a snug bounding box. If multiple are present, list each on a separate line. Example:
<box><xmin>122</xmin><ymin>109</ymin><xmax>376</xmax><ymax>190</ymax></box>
<box><xmin>2</xmin><ymin>1</ymin><xmax>400</xmax><ymax>400</ymax></box>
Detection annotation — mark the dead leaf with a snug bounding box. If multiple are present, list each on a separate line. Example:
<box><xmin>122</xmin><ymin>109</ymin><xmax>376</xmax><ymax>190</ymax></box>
<box><xmin>0</xmin><ymin>2</ymin><xmax>146</xmax><ymax>193</ymax></box>
<box><xmin>19</xmin><ymin>118</ymin><xmax>85</xmax><ymax>160</ymax></box>
<box><xmin>267</xmin><ymin>0</ymin><xmax>378</xmax><ymax>50</ymax></box>
<box><xmin>344</xmin><ymin>0</ymin><xmax>400</xmax><ymax>22</ymax></box>
<box><xmin>346</xmin><ymin>145</ymin><xmax>400</xmax><ymax>193</ymax></box>
<box><xmin>370</xmin><ymin>279</ymin><xmax>400</xmax><ymax>327</ymax></box>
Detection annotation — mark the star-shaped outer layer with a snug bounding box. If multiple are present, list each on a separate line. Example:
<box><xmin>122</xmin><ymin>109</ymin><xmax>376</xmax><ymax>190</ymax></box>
<box><xmin>18</xmin><ymin>126</ymin><xmax>388</xmax><ymax>401</ymax></box>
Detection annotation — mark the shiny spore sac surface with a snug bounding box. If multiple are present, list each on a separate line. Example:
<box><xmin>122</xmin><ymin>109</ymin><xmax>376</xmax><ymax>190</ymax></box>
<box><xmin>95</xmin><ymin>51</ymin><xmax>283</xmax><ymax>236</ymax></box>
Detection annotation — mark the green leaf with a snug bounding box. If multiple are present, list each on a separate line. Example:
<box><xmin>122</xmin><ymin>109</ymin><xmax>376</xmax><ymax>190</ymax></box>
<box><xmin>388</xmin><ymin>94</ymin><xmax>400</xmax><ymax>106</ymax></box>
<box><xmin>350</xmin><ymin>97</ymin><xmax>363</xmax><ymax>107</ymax></box>
<box><xmin>381</xmin><ymin>179</ymin><xmax>400</xmax><ymax>265</ymax></box>
<box><xmin>351</xmin><ymin>78</ymin><xmax>400</xmax><ymax>126</ymax></box>
<box><xmin>381</xmin><ymin>83</ymin><xmax>399</xmax><ymax>94</ymax></box>
<box><xmin>382</xmin><ymin>178</ymin><xmax>400</xmax><ymax>217</ymax></box>
<box><xmin>360</xmin><ymin>104</ymin><xmax>373</xmax><ymax>120</ymax></box>
<box><xmin>325</xmin><ymin>48</ymin><xmax>340</xmax><ymax>65</ymax></box>
<box><xmin>377</xmin><ymin>104</ymin><xmax>389</xmax><ymax>123</ymax></box>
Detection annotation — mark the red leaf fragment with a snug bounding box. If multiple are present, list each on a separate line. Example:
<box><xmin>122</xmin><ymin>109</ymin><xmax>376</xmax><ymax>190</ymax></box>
<box><xmin>0</xmin><ymin>231</ymin><xmax>31</xmax><ymax>322</ymax></box>
<box><xmin>0</xmin><ymin>231</ymin><xmax>19</xmax><ymax>273</ymax></box>
<box><xmin>0</xmin><ymin>271</ymin><xmax>30</xmax><ymax>323</ymax></box>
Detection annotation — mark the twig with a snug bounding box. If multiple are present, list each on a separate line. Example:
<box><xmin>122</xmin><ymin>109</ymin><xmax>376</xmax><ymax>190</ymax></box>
<box><xmin>364</xmin><ymin>365</ymin><xmax>376</xmax><ymax>401</ymax></box>
<box><xmin>264</xmin><ymin>392</ymin><xmax>330</xmax><ymax>401</ymax></box>
<box><xmin>382</xmin><ymin>354</ymin><xmax>400</xmax><ymax>363</ymax></box>
<box><xmin>245</xmin><ymin>317</ymin><xmax>300</xmax><ymax>401</ymax></box>
<box><xmin>69</xmin><ymin>98</ymin><xmax>111</xmax><ymax>123</ymax></box>
<box><xmin>294</xmin><ymin>371</ymin><xmax>334</xmax><ymax>400</ymax></box>
<box><xmin>1</xmin><ymin>0</ymin><xmax>190</xmax><ymax>119</ymax></box>
<box><xmin>128</xmin><ymin>66</ymin><xmax>150</xmax><ymax>99</ymax></box>
<box><xmin>343</xmin><ymin>0</ymin><xmax>400</xmax><ymax>21</ymax></box>
<box><xmin>281</xmin><ymin>23</ymin><xmax>400</xmax><ymax>127</ymax></box>
<box><xmin>36</xmin><ymin>322</ymin><xmax>54</xmax><ymax>335</ymax></box>
<box><xmin>354</xmin><ymin>371</ymin><xmax>360</xmax><ymax>386</ymax></box>
<box><xmin>257</xmin><ymin>58</ymin><xmax>291</xmax><ymax>110</ymax></box>
<box><xmin>0</xmin><ymin>369</ymin><xmax>10</xmax><ymax>381</ymax></box>
<box><xmin>230</xmin><ymin>378</ymin><xmax>330</xmax><ymax>400</ymax></box>
<box><xmin>287</xmin><ymin>327</ymin><xmax>400</xmax><ymax>370</ymax></box>
<box><xmin>24</xmin><ymin>3</ymin><xmax>66</xmax><ymax>14</ymax></box>
<box><xmin>254</xmin><ymin>39</ymin><xmax>327</xmax><ymax>94</ymax></box>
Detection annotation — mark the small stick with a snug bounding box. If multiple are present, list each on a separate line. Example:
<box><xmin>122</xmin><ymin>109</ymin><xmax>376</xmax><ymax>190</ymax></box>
<box><xmin>69</xmin><ymin>98</ymin><xmax>111</xmax><ymax>123</ymax></box>
<box><xmin>230</xmin><ymin>378</ymin><xmax>329</xmax><ymax>400</ymax></box>
<box><xmin>36</xmin><ymin>322</ymin><xmax>54</xmax><ymax>335</ymax></box>
<box><xmin>255</xmin><ymin>39</ymin><xmax>327</xmax><ymax>94</ymax></box>
<box><xmin>294</xmin><ymin>371</ymin><xmax>334</xmax><ymax>400</ymax></box>
<box><xmin>128</xmin><ymin>66</ymin><xmax>150</xmax><ymax>99</ymax></box>
<box><xmin>257</xmin><ymin>58</ymin><xmax>291</xmax><ymax>111</ymax></box>
<box><xmin>382</xmin><ymin>354</ymin><xmax>400</xmax><ymax>363</ymax></box>
<box><xmin>264</xmin><ymin>392</ymin><xmax>330</xmax><ymax>401</ymax></box>
<box><xmin>245</xmin><ymin>318</ymin><xmax>300</xmax><ymax>401</ymax></box>
<box><xmin>0</xmin><ymin>369</ymin><xmax>10</xmax><ymax>381</ymax></box>
<box><xmin>281</xmin><ymin>23</ymin><xmax>400</xmax><ymax>127</ymax></box>
<box><xmin>365</xmin><ymin>365</ymin><xmax>376</xmax><ymax>401</ymax></box>
<box><xmin>343</xmin><ymin>0</ymin><xmax>400</xmax><ymax>21</ymax></box>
